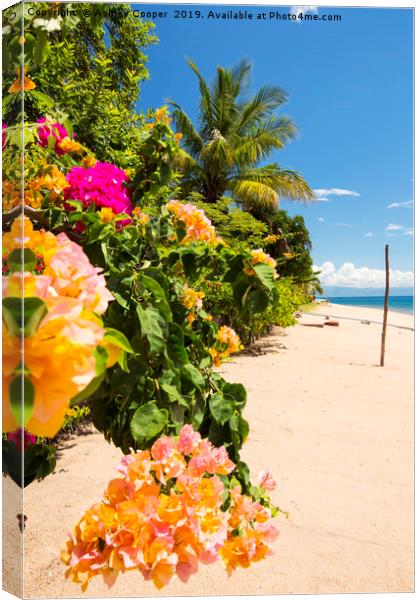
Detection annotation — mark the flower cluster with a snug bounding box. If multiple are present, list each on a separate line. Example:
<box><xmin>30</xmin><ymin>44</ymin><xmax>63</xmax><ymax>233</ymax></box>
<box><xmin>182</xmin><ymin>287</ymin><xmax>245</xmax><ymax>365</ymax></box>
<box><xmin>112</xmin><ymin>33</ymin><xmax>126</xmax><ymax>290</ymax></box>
<box><xmin>61</xmin><ymin>426</ymin><xmax>278</xmax><ymax>591</ymax></box>
<box><xmin>182</xmin><ymin>286</ymin><xmax>205</xmax><ymax>325</ymax></box>
<box><xmin>132</xmin><ymin>206</ymin><xmax>150</xmax><ymax>227</ymax></box>
<box><xmin>37</xmin><ymin>117</ymin><xmax>74</xmax><ymax>156</ymax></box>
<box><xmin>167</xmin><ymin>200</ymin><xmax>222</xmax><ymax>245</ymax></box>
<box><xmin>243</xmin><ymin>248</ymin><xmax>278</xmax><ymax>277</ymax></box>
<box><xmin>146</xmin><ymin>106</ymin><xmax>172</xmax><ymax>129</ymax></box>
<box><xmin>2</xmin><ymin>217</ymin><xmax>116</xmax><ymax>437</ymax></box>
<box><xmin>64</xmin><ymin>162</ymin><xmax>133</xmax><ymax>221</ymax></box>
<box><xmin>3</xmin><ymin>164</ymin><xmax>70</xmax><ymax>211</ymax></box>
<box><xmin>209</xmin><ymin>325</ymin><xmax>242</xmax><ymax>367</ymax></box>
<box><xmin>7</xmin><ymin>428</ymin><xmax>37</xmax><ymax>450</ymax></box>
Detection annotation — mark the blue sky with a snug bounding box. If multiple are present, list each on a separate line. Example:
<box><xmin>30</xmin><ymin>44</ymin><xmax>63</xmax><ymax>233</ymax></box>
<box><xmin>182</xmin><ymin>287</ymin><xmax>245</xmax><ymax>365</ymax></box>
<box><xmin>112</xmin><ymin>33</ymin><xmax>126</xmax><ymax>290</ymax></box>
<box><xmin>134</xmin><ymin>4</ymin><xmax>413</xmax><ymax>288</ymax></box>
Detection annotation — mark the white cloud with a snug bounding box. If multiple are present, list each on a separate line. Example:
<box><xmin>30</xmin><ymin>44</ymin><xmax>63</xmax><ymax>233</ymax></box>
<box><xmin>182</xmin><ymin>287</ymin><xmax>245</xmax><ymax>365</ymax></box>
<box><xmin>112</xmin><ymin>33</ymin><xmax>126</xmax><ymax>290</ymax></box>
<box><xmin>386</xmin><ymin>223</ymin><xmax>413</xmax><ymax>236</ymax></box>
<box><xmin>314</xmin><ymin>261</ymin><xmax>413</xmax><ymax>288</ymax></box>
<box><xmin>386</xmin><ymin>223</ymin><xmax>404</xmax><ymax>231</ymax></box>
<box><xmin>290</xmin><ymin>6</ymin><xmax>318</xmax><ymax>20</ymax></box>
<box><xmin>364</xmin><ymin>232</ymin><xmax>374</xmax><ymax>237</ymax></box>
<box><xmin>313</xmin><ymin>188</ymin><xmax>360</xmax><ymax>202</ymax></box>
<box><xmin>334</xmin><ymin>222</ymin><xmax>352</xmax><ymax>228</ymax></box>
<box><xmin>317</xmin><ymin>217</ymin><xmax>325</xmax><ymax>222</ymax></box>
<box><xmin>387</xmin><ymin>200</ymin><xmax>413</xmax><ymax>209</ymax></box>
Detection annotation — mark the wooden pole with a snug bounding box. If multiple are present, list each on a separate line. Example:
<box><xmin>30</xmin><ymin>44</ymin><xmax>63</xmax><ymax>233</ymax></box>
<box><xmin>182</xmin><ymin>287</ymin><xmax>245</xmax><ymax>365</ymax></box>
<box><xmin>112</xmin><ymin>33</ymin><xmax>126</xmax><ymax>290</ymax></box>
<box><xmin>380</xmin><ymin>244</ymin><xmax>390</xmax><ymax>366</ymax></box>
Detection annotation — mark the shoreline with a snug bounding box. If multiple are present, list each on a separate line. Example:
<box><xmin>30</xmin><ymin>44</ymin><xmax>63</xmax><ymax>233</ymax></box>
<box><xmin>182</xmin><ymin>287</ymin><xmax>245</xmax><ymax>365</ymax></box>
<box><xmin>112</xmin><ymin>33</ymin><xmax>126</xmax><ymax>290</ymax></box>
<box><xmin>304</xmin><ymin>302</ymin><xmax>414</xmax><ymax>330</ymax></box>
<box><xmin>315</xmin><ymin>297</ymin><xmax>413</xmax><ymax>317</ymax></box>
<box><xmin>6</xmin><ymin>300</ymin><xmax>413</xmax><ymax>597</ymax></box>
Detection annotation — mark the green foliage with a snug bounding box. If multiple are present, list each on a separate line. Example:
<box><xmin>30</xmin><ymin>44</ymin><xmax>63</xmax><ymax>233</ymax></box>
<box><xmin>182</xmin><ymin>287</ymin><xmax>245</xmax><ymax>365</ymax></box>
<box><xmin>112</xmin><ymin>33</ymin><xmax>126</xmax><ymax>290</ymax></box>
<box><xmin>189</xmin><ymin>196</ymin><xmax>268</xmax><ymax>248</ymax></box>
<box><xmin>202</xmin><ymin>277</ymin><xmax>309</xmax><ymax>344</ymax></box>
<box><xmin>2</xmin><ymin>2</ymin><xmax>157</xmax><ymax>167</ymax></box>
<box><xmin>60</xmin><ymin>405</ymin><xmax>91</xmax><ymax>434</ymax></box>
<box><xmin>171</xmin><ymin>59</ymin><xmax>314</xmax><ymax>211</ymax></box>
<box><xmin>43</xmin><ymin>202</ymin><xmax>279</xmax><ymax>491</ymax></box>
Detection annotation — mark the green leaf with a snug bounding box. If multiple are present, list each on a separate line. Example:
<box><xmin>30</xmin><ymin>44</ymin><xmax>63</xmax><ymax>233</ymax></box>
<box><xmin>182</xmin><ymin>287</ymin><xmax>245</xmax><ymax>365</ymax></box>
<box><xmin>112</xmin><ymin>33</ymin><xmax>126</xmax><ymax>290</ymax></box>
<box><xmin>209</xmin><ymin>391</ymin><xmax>236</xmax><ymax>425</ymax></box>
<box><xmin>167</xmin><ymin>323</ymin><xmax>189</xmax><ymax>366</ymax></box>
<box><xmin>130</xmin><ymin>402</ymin><xmax>168</xmax><ymax>443</ymax></box>
<box><xmin>33</xmin><ymin>29</ymin><xmax>50</xmax><ymax>66</ymax></box>
<box><xmin>29</xmin><ymin>89</ymin><xmax>55</xmax><ymax>108</ymax></box>
<box><xmin>3</xmin><ymin>297</ymin><xmax>48</xmax><ymax>337</ymax></box>
<box><xmin>181</xmin><ymin>363</ymin><xmax>205</xmax><ymax>390</ymax></box>
<box><xmin>136</xmin><ymin>305</ymin><xmax>165</xmax><ymax>355</ymax></box>
<box><xmin>140</xmin><ymin>274</ymin><xmax>172</xmax><ymax>321</ymax></box>
<box><xmin>161</xmin><ymin>383</ymin><xmax>189</xmax><ymax>408</ymax></box>
<box><xmin>9</xmin><ymin>374</ymin><xmax>35</xmax><ymax>426</ymax></box>
<box><xmin>103</xmin><ymin>328</ymin><xmax>133</xmax><ymax>353</ymax></box>
<box><xmin>7</xmin><ymin>248</ymin><xmax>37</xmax><ymax>273</ymax></box>
<box><xmin>93</xmin><ymin>346</ymin><xmax>108</xmax><ymax>375</ymax></box>
<box><xmin>229</xmin><ymin>414</ymin><xmax>249</xmax><ymax>441</ymax></box>
<box><xmin>247</xmin><ymin>289</ymin><xmax>269</xmax><ymax>314</ymax></box>
<box><xmin>192</xmin><ymin>395</ymin><xmax>206</xmax><ymax>429</ymax></box>
<box><xmin>253</xmin><ymin>263</ymin><xmax>276</xmax><ymax>290</ymax></box>
<box><xmin>223</xmin><ymin>382</ymin><xmax>247</xmax><ymax>408</ymax></box>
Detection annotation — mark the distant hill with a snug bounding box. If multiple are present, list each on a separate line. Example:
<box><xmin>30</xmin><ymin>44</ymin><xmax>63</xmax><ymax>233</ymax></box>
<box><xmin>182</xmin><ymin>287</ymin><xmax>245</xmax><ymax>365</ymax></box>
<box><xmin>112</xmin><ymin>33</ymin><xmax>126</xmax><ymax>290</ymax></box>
<box><xmin>321</xmin><ymin>286</ymin><xmax>413</xmax><ymax>298</ymax></box>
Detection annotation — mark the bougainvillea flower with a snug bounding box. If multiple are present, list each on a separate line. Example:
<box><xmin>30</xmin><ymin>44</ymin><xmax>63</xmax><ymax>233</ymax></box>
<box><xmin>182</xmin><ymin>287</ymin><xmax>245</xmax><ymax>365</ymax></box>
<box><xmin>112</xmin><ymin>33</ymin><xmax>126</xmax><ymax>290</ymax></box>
<box><xmin>2</xmin><ymin>217</ymin><xmax>116</xmax><ymax>437</ymax></box>
<box><xmin>2</xmin><ymin>303</ymin><xmax>103</xmax><ymax>436</ymax></box>
<box><xmin>7</xmin><ymin>428</ymin><xmax>37</xmax><ymax>449</ymax></box>
<box><xmin>61</xmin><ymin>425</ymin><xmax>279</xmax><ymax>590</ymax></box>
<box><xmin>37</xmin><ymin>117</ymin><xmax>70</xmax><ymax>155</ymax></box>
<box><xmin>167</xmin><ymin>200</ymin><xmax>223</xmax><ymax>245</ymax></box>
<box><xmin>258</xmin><ymin>469</ymin><xmax>277</xmax><ymax>492</ymax></box>
<box><xmin>64</xmin><ymin>162</ymin><xmax>133</xmax><ymax>218</ymax></box>
<box><xmin>209</xmin><ymin>325</ymin><xmax>242</xmax><ymax>367</ymax></box>
<box><xmin>8</xmin><ymin>67</ymin><xmax>36</xmax><ymax>93</ymax></box>
<box><xmin>243</xmin><ymin>248</ymin><xmax>278</xmax><ymax>277</ymax></box>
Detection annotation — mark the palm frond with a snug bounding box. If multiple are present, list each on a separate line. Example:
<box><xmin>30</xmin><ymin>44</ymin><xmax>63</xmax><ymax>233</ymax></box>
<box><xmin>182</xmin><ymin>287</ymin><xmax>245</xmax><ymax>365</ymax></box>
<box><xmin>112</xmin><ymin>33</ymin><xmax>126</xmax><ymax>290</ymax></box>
<box><xmin>228</xmin><ymin>179</ymin><xmax>279</xmax><ymax>211</ymax></box>
<box><xmin>170</xmin><ymin>102</ymin><xmax>203</xmax><ymax>158</ymax></box>
<box><xmin>187</xmin><ymin>59</ymin><xmax>218</xmax><ymax>136</ymax></box>
<box><xmin>229</xmin><ymin>164</ymin><xmax>314</xmax><ymax>202</ymax></box>
<box><xmin>232</xmin><ymin>118</ymin><xmax>297</xmax><ymax>166</ymax></box>
<box><xmin>236</xmin><ymin>86</ymin><xmax>288</xmax><ymax>132</ymax></box>
<box><xmin>200</xmin><ymin>136</ymin><xmax>234</xmax><ymax>169</ymax></box>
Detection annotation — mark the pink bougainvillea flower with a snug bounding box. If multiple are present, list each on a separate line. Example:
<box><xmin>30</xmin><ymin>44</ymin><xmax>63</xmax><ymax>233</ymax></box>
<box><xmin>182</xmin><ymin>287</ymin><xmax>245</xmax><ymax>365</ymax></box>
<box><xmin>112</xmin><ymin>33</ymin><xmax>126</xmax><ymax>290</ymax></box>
<box><xmin>7</xmin><ymin>428</ymin><xmax>37</xmax><ymax>449</ymax></box>
<box><xmin>37</xmin><ymin>117</ymin><xmax>71</xmax><ymax>156</ymax></box>
<box><xmin>258</xmin><ymin>469</ymin><xmax>277</xmax><ymax>492</ymax></box>
<box><xmin>64</xmin><ymin>162</ymin><xmax>133</xmax><ymax>219</ymax></box>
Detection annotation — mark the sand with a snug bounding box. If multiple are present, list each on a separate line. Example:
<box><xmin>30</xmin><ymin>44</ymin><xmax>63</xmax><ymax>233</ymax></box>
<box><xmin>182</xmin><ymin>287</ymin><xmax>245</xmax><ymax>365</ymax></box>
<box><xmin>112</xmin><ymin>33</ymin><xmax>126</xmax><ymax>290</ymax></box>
<box><xmin>3</xmin><ymin>303</ymin><xmax>414</xmax><ymax>598</ymax></box>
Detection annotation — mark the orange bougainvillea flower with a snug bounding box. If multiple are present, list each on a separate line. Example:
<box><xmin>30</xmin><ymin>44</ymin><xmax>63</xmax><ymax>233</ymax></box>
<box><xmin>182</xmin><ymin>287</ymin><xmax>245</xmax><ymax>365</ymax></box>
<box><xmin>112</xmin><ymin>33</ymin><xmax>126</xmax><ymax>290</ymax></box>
<box><xmin>61</xmin><ymin>427</ymin><xmax>279</xmax><ymax>590</ymax></box>
<box><xmin>8</xmin><ymin>67</ymin><xmax>36</xmax><ymax>94</ymax></box>
<box><xmin>81</xmin><ymin>155</ymin><xmax>97</xmax><ymax>168</ymax></box>
<box><xmin>58</xmin><ymin>137</ymin><xmax>84</xmax><ymax>154</ymax></box>
<box><xmin>209</xmin><ymin>325</ymin><xmax>242</xmax><ymax>366</ymax></box>
<box><xmin>2</xmin><ymin>217</ymin><xmax>116</xmax><ymax>437</ymax></box>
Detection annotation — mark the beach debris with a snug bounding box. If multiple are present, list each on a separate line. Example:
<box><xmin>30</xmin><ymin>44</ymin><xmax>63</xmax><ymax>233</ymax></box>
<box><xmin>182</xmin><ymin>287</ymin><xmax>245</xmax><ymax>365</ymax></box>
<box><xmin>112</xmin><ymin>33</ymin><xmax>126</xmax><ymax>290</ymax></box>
<box><xmin>302</xmin><ymin>323</ymin><xmax>324</xmax><ymax>328</ymax></box>
<box><xmin>325</xmin><ymin>320</ymin><xmax>339</xmax><ymax>327</ymax></box>
<box><xmin>361</xmin><ymin>320</ymin><xmax>371</xmax><ymax>325</ymax></box>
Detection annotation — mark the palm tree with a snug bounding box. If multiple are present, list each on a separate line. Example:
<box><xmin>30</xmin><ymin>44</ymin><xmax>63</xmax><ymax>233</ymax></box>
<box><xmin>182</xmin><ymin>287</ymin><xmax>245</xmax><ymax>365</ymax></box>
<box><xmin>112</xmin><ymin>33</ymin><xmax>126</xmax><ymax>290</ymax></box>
<box><xmin>170</xmin><ymin>59</ymin><xmax>314</xmax><ymax>213</ymax></box>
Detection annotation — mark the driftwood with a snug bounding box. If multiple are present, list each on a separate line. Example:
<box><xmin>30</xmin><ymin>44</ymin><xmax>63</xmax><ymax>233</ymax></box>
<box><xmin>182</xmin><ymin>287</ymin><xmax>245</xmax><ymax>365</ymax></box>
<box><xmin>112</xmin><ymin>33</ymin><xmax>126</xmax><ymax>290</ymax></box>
<box><xmin>324</xmin><ymin>320</ymin><xmax>339</xmax><ymax>327</ymax></box>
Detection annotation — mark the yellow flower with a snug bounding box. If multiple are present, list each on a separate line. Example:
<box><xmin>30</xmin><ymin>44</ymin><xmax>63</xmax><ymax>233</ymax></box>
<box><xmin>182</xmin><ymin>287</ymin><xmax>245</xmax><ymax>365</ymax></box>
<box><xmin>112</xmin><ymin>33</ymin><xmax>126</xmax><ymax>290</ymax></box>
<box><xmin>58</xmin><ymin>137</ymin><xmax>84</xmax><ymax>154</ymax></box>
<box><xmin>99</xmin><ymin>207</ymin><xmax>115</xmax><ymax>223</ymax></box>
<box><xmin>132</xmin><ymin>207</ymin><xmax>150</xmax><ymax>226</ymax></box>
<box><xmin>81</xmin><ymin>155</ymin><xmax>97</xmax><ymax>168</ymax></box>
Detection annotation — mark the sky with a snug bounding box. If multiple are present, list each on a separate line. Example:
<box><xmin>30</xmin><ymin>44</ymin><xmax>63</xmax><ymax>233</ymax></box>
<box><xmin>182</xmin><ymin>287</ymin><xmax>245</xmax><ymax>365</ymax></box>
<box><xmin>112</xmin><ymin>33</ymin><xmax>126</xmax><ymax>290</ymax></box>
<box><xmin>133</xmin><ymin>4</ymin><xmax>414</xmax><ymax>289</ymax></box>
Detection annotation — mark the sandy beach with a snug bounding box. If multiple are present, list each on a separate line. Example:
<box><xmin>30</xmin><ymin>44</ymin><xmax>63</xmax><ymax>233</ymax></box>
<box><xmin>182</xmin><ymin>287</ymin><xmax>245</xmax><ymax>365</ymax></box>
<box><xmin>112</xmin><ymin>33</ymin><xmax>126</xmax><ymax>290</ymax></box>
<box><xmin>3</xmin><ymin>302</ymin><xmax>414</xmax><ymax>597</ymax></box>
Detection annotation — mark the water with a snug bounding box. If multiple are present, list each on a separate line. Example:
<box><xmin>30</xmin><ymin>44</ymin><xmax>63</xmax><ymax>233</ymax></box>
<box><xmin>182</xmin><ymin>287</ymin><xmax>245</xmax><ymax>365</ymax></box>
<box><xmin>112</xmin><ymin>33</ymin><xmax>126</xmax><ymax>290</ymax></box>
<box><xmin>324</xmin><ymin>296</ymin><xmax>413</xmax><ymax>315</ymax></box>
